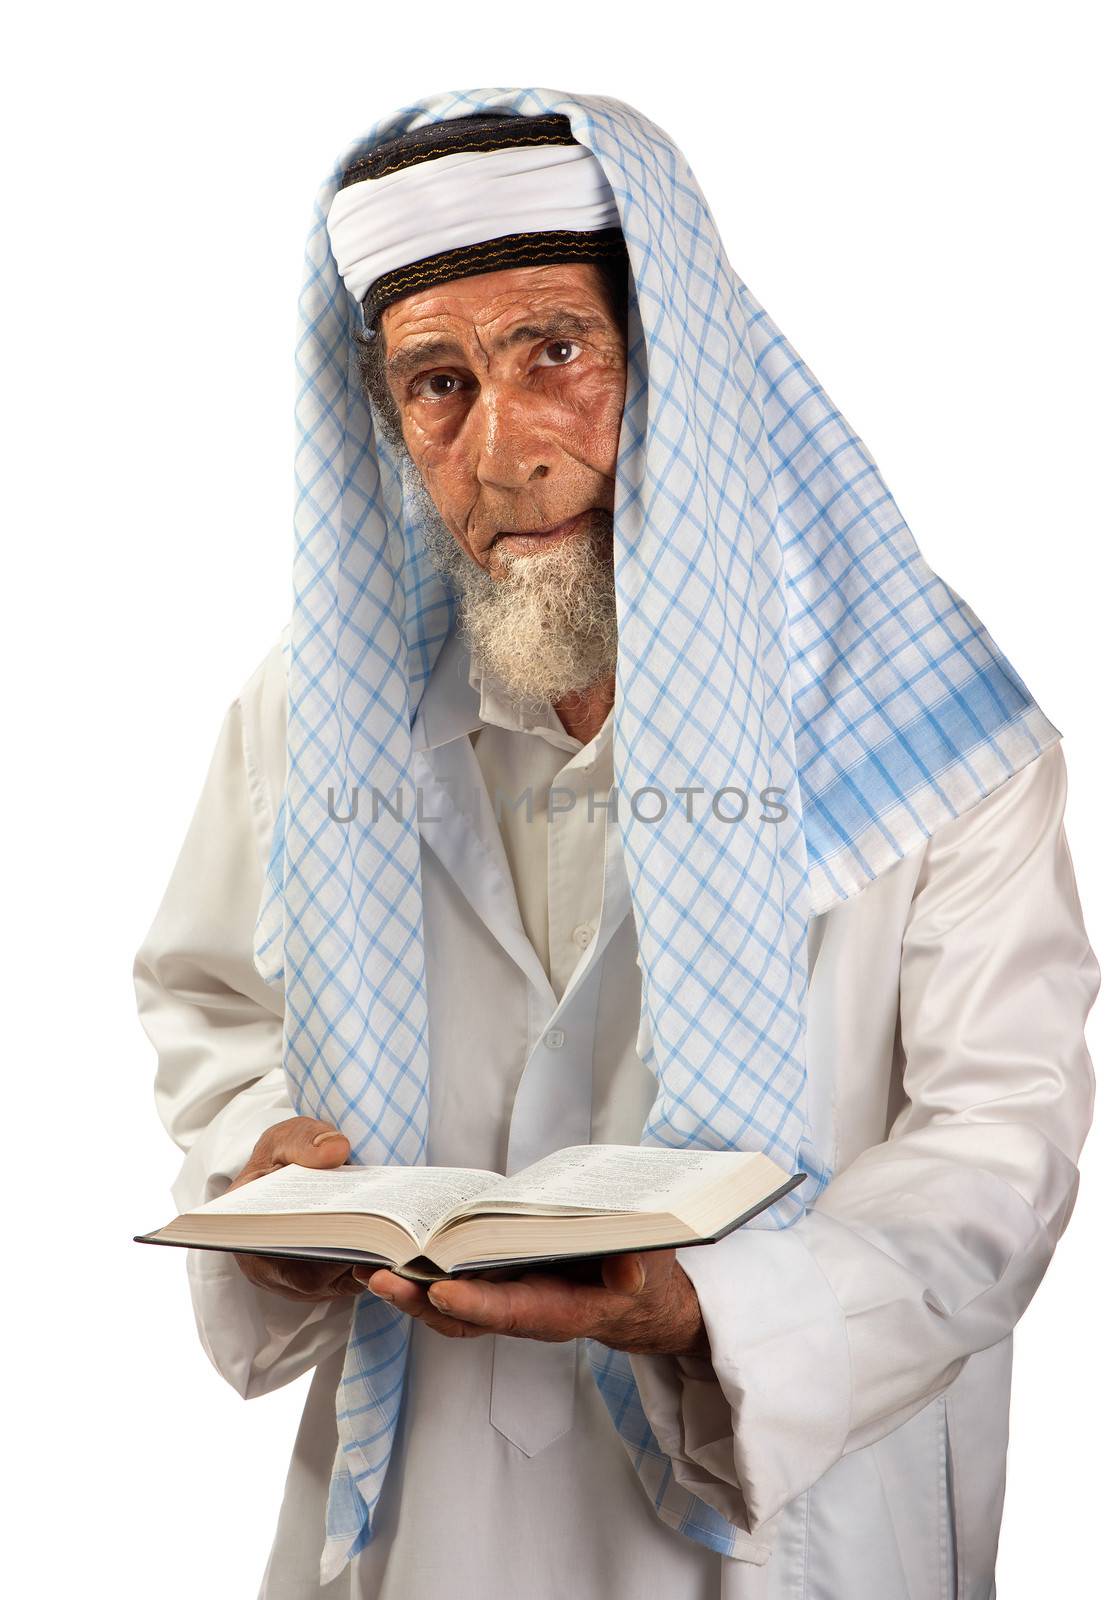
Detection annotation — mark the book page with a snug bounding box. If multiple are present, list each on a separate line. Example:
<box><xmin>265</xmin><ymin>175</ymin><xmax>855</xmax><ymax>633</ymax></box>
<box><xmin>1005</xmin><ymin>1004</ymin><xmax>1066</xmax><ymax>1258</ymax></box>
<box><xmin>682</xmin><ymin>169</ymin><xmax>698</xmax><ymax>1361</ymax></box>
<box><xmin>455</xmin><ymin>1144</ymin><xmax>751</xmax><ymax>1217</ymax></box>
<box><xmin>190</xmin><ymin>1163</ymin><xmax>504</xmax><ymax>1248</ymax></box>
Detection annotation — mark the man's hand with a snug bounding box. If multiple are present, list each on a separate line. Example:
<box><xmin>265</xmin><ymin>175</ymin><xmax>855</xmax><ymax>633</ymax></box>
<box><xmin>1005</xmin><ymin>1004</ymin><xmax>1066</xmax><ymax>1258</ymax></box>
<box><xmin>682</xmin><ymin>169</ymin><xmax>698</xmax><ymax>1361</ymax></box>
<box><xmin>353</xmin><ymin>1250</ymin><xmax>711</xmax><ymax>1358</ymax></box>
<box><xmin>226</xmin><ymin>1117</ymin><xmax>359</xmax><ymax>1303</ymax></box>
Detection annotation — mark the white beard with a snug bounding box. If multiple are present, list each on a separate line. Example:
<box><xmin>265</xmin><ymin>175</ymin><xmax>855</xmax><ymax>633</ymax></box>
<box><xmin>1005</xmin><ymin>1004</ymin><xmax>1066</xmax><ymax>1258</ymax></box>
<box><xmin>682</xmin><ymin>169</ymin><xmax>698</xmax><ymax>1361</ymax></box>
<box><xmin>403</xmin><ymin>461</ymin><xmax>619</xmax><ymax>711</ymax></box>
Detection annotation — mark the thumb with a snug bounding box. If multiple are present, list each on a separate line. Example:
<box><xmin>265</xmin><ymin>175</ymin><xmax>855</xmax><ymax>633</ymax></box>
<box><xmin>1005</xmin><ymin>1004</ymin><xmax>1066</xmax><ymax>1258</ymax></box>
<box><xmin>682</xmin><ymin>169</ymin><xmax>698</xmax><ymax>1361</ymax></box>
<box><xmin>284</xmin><ymin>1118</ymin><xmax>351</xmax><ymax>1169</ymax></box>
<box><xmin>228</xmin><ymin>1116</ymin><xmax>351</xmax><ymax>1194</ymax></box>
<box><xmin>248</xmin><ymin>1116</ymin><xmax>350</xmax><ymax>1175</ymax></box>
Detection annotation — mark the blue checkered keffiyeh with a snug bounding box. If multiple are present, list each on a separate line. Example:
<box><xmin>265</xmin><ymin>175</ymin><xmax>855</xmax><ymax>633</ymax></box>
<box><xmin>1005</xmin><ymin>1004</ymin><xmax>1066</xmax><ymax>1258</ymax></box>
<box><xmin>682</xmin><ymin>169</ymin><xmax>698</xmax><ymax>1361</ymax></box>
<box><xmin>250</xmin><ymin>87</ymin><xmax>1059</xmax><ymax>1583</ymax></box>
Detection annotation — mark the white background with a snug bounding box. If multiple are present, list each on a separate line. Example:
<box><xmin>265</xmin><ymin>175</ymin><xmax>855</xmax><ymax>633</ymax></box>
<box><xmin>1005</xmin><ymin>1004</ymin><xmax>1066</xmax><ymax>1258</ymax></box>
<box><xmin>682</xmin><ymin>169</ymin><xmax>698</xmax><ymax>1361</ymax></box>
<box><xmin>5</xmin><ymin>2</ymin><xmax>1103</xmax><ymax>1593</ymax></box>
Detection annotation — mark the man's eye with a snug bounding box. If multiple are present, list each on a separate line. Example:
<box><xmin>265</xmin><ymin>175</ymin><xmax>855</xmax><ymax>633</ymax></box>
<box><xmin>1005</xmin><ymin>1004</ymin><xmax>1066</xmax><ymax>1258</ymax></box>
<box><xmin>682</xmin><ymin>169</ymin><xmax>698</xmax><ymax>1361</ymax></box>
<box><xmin>535</xmin><ymin>339</ymin><xmax>582</xmax><ymax>368</ymax></box>
<box><xmin>412</xmin><ymin>372</ymin><xmax>463</xmax><ymax>399</ymax></box>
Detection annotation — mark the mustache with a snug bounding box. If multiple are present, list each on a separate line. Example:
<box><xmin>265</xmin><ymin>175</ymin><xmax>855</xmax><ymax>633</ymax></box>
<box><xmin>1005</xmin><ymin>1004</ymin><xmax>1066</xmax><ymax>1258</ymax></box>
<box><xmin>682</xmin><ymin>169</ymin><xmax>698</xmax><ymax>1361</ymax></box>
<box><xmin>403</xmin><ymin>470</ymin><xmax>614</xmax><ymax>588</ymax></box>
<box><xmin>397</xmin><ymin>453</ymin><xmax>611</xmax><ymax>552</ymax></box>
<box><xmin>484</xmin><ymin>507</ymin><xmax>611</xmax><ymax>550</ymax></box>
<box><xmin>473</xmin><ymin>508</ymin><xmax>615</xmax><ymax>583</ymax></box>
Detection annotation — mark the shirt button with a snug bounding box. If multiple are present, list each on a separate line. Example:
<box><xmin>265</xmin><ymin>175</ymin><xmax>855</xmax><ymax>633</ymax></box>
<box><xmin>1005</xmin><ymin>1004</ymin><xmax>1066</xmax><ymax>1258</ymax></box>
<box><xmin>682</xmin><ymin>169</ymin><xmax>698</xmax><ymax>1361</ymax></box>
<box><xmin>544</xmin><ymin>1029</ymin><xmax>565</xmax><ymax>1050</ymax></box>
<box><xmin>572</xmin><ymin>923</ymin><xmax>594</xmax><ymax>949</ymax></box>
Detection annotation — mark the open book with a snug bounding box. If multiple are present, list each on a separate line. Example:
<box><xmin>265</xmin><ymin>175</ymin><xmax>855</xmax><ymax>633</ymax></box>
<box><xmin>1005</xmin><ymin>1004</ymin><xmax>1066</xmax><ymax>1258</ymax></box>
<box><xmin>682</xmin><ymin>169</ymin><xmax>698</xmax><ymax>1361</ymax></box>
<box><xmin>136</xmin><ymin>1144</ymin><xmax>805</xmax><ymax>1282</ymax></box>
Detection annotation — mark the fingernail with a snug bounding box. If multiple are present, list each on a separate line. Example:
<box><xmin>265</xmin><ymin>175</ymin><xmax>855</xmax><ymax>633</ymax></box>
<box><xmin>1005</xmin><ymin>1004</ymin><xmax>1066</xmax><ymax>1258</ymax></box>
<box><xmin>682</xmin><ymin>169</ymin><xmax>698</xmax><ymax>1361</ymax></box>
<box><xmin>368</xmin><ymin>1287</ymin><xmax>394</xmax><ymax>1303</ymax></box>
<box><xmin>312</xmin><ymin>1130</ymin><xmax>345</xmax><ymax>1146</ymax></box>
<box><xmin>630</xmin><ymin>1259</ymin><xmax>646</xmax><ymax>1293</ymax></box>
<box><xmin>427</xmin><ymin>1287</ymin><xmax>448</xmax><ymax>1309</ymax></box>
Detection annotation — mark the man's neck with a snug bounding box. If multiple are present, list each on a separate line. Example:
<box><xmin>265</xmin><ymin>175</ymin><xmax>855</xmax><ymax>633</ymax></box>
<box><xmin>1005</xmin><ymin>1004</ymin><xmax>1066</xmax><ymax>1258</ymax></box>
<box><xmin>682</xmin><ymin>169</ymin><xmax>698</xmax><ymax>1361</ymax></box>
<box><xmin>553</xmin><ymin>673</ymin><xmax>616</xmax><ymax>745</ymax></box>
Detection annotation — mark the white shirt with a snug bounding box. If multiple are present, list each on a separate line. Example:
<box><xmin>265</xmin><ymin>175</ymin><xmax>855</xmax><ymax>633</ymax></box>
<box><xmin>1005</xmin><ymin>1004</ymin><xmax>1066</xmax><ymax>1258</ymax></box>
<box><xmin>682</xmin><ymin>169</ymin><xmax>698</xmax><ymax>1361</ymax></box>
<box><xmin>133</xmin><ymin>621</ymin><xmax>1099</xmax><ymax>1600</ymax></box>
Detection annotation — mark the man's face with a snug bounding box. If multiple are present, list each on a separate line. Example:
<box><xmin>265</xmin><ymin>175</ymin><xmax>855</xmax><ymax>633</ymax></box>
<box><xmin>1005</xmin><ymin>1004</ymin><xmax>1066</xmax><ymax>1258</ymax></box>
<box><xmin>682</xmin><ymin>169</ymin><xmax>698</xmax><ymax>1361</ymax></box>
<box><xmin>377</xmin><ymin>261</ymin><xmax>627</xmax><ymax>708</ymax></box>
<box><xmin>380</xmin><ymin>262</ymin><xmax>627</xmax><ymax>582</ymax></box>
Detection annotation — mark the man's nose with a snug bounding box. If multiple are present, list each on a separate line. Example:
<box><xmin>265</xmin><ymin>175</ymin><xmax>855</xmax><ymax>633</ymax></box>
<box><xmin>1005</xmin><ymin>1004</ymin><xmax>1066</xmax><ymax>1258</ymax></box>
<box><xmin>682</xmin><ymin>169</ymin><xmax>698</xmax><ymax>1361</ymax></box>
<box><xmin>472</xmin><ymin>386</ymin><xmax>555</xmax><ymax>490</ymax></box>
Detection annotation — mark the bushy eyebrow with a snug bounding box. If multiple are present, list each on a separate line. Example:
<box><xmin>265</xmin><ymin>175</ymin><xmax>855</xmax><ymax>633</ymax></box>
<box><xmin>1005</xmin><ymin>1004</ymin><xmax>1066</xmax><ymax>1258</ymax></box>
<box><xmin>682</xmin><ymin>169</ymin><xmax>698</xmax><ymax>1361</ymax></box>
<box><xmin>386</xmin><ymin>311</ymin><xmax>604</xmax><ymax>387</ymax></box>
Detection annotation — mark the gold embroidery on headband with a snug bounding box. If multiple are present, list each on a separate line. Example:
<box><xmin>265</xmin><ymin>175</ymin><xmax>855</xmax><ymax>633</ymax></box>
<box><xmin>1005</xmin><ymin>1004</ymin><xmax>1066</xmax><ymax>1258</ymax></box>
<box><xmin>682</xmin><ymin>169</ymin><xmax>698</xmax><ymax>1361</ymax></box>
<box><xmin>364</xmin><ymin>228</ymin><xmax>627</xmax><ymax>319</ymax></box>
<box><xmin>364</xmin><ymin>129</ymin><xmax>578</xmax><ymax>182</ymax></box>
<box><xmin>339</xmin><ymin>115</ymin><xmax>578</xmax><ymax>187</ymax></box>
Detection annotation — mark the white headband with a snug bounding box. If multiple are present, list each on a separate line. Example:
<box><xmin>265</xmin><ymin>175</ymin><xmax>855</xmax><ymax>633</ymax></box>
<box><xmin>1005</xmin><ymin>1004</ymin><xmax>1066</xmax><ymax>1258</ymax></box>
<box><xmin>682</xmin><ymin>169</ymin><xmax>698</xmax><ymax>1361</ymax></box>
<box><xmin>326</xmin><ymin>141</ymin><xmax>621</xmax><ymax>307</ymax></box>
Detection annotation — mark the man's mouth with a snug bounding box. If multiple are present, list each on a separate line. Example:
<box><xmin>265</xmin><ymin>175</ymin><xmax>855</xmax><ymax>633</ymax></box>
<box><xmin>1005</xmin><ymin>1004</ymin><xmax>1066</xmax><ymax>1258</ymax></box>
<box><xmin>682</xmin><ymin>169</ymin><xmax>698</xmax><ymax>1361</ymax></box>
<box><xmin>488</xmin><ymin>509</ymin><xmax>592</xmax><ymax>554</ymax></box>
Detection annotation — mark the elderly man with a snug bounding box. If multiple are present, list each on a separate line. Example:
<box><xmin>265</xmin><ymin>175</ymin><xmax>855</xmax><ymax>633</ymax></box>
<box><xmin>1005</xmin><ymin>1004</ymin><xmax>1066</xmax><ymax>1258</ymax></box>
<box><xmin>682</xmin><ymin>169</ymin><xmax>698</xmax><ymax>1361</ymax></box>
<box><xmin>134</xmin><ymin>91</ymin><xmax>1098</xmax><ymax>1599</ymax></box>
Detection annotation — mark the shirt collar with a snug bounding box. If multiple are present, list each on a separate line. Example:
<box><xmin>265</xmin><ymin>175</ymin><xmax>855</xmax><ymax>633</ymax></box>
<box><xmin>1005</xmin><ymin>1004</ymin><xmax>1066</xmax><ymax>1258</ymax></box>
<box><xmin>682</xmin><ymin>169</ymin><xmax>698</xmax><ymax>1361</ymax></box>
<box><xmin>409</xmin><ymin>622</ymin><xmax>613</xmax><ymax>759</ymax></box>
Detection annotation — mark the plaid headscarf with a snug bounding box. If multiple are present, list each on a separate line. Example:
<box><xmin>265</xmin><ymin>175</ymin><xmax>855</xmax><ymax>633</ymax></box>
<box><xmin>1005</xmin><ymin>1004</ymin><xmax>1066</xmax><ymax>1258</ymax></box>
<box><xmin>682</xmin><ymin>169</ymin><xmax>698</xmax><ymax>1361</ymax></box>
<box><xmin>251</xmin><ymin>87</ymin><xmax>1059</xmax><ymax>1583</ymax></box>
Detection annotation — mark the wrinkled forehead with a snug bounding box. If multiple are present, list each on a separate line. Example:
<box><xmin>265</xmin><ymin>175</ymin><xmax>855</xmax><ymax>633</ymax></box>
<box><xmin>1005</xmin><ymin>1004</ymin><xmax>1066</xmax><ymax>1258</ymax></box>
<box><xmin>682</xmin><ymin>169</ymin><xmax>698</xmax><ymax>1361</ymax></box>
<box><xmin>378</xmin><ymin>261</ymin><xmax>626</xmax><ymax>359</ymax></box>
<box><xmin>326</xmin><ymin>111</ymin><xmax>628</xmax><ymax>332</ymax></box>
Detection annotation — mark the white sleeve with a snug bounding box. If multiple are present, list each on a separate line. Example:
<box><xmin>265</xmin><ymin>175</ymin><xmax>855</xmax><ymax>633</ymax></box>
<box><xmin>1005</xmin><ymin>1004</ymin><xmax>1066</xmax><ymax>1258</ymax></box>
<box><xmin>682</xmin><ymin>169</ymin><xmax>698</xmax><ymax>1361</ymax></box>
<box><xmin>133</xmin><ymin>645</ymin><xmax>353</xmax><ymax>1399</ymax></box>
<box><xmin>629</xmin><ymin>739</ymin><xmax>1099</xmax><ymax>1533</ymax></box>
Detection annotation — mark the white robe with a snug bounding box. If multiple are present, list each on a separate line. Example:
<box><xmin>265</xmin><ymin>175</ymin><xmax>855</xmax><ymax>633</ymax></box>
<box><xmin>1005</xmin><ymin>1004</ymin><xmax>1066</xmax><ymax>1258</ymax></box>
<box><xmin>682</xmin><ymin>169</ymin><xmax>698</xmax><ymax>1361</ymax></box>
<box><xmin>133</xmin><ymin>621</ymin><xmax>1099</xmax><ymax>1600</ymax></box>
